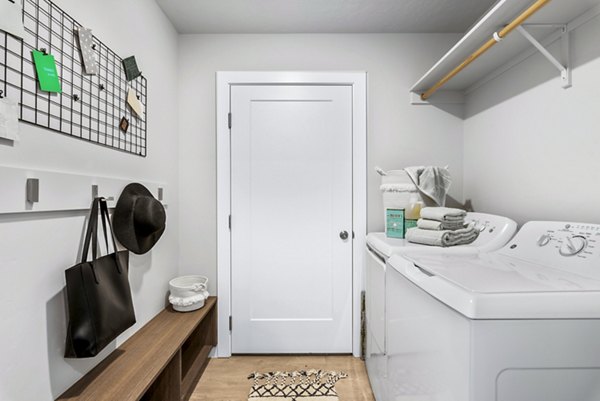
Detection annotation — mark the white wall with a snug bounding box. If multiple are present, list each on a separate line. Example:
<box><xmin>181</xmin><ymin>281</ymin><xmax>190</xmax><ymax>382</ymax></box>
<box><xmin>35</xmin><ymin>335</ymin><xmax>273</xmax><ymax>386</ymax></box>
<box><xmin>0</xmin><ymin>1</ymin><xmax>179</xmax><ymax>400</ymax></box>
<box><xmin>177</xmin><ymin>34</ymin><xmax>465</xmax><ymax>292</ymax></box>
<box><xmin>463</xmin><ymin>13</ymin><xmax>600</xmax><ymax>225</ymax></box>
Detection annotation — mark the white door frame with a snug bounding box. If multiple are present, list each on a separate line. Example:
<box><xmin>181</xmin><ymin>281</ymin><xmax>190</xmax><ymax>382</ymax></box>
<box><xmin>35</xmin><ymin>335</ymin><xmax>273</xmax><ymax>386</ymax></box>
<box><xmin>216</xmin><ymin>71</ymin><xmax>367</xmax><ymax>357</ymax></box>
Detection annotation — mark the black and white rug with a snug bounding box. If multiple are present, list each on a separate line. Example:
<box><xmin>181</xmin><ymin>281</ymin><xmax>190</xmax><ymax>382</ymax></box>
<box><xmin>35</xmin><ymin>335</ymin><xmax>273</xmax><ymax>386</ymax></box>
<box><xmin>248</xmin><ymin>369</ymin><xmax>348</xmax><ymax>400</ymax></box>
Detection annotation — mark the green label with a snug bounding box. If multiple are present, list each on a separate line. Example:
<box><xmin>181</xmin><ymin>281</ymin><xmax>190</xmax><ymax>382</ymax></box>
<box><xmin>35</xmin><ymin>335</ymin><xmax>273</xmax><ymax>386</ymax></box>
<box><xmin>405</xmin><ymin>219</ymin><xmax>418</xmax><ymax>231</ymax></box>
<box><xmin>32</xmin><ymin>50</ymin><xmax>62</xmax><ymax>93</ymax></box>
<box><xmin>386</xmin><ymin>209</ymin><xmax>405</xmax><ymax>239</ymax></box>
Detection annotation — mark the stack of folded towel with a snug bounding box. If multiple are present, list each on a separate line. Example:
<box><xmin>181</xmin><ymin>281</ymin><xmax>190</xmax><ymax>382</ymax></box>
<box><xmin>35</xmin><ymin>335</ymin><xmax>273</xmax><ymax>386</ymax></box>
<box><xmin>406</xmin><ymin>207</ymin><xmax>479</xmax><ymax>247</ymax></box>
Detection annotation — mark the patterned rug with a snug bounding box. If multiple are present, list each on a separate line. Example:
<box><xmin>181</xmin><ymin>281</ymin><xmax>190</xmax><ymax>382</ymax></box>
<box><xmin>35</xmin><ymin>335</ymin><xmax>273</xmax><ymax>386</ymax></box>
<box><xmin>248</xmin><ymin>369</ymin><xmax>348</xmax><ymax>400</ymax></box>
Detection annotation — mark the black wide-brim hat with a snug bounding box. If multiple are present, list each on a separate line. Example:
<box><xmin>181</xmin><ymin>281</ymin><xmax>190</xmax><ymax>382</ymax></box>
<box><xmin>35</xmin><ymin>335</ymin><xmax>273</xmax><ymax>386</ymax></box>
<box><xmin>113</xmin><ymin>183</ymin><xmax>166</xmax><ymax>255</ymax></box>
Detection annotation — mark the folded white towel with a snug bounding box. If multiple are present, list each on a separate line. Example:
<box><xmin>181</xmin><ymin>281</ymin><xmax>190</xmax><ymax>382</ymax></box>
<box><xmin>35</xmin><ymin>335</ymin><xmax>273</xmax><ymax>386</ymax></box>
<box><xmin>417</xmin><ymin>218</ymin><xmax>465</xmax><ymax>231</ymax></box>
<box><xmin>420</xmin><ymin>207</ymin><xmax>466</xmax><ymax>223</ymax></box>
<box><xmin>406</xmin><ymin>224</ymin><xmax>479</xmax><ymax>247</ymax></box>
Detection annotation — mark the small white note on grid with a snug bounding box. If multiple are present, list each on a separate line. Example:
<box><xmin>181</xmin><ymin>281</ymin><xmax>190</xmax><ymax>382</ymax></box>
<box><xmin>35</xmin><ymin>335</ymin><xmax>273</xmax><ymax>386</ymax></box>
<box><xmin>77</xmin><ymin>27</ymin><xmax>98</xmax><ymax>75</ymax></box>
<box><xmin>127</xmin><ymin>88</ymin><xmax>145</xmax><ymax>120</ymax></box>
<box><xmin>0</xmin><ymin>0</ymin><xmax>27</xmax><ymax>39</ymax></box>
<box><xmin>0</xmin><ymin>97</ymin><xmax>20</xmax><ymax>141</ymax></box>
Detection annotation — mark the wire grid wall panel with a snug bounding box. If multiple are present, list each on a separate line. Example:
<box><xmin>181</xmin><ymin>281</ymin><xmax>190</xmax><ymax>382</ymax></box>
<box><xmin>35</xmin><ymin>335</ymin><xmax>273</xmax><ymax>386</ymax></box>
<box><xmin>0</xmin><ymin>0</ymin><xmax>147</xmax><ymax>156</ymax></box>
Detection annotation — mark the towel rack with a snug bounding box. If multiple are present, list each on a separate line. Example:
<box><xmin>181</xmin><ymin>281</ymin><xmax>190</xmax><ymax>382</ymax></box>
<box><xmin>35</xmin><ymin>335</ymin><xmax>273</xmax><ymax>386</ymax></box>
<box><xmin>420</xmin><ymin>0</ymin><xmax>551</xmax><ymax>100</ymax></box>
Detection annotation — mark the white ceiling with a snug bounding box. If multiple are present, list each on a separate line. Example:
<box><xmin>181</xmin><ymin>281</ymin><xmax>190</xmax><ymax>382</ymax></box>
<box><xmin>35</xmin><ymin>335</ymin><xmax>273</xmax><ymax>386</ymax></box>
<box><xmin>156</xmin><ymin>0</ymin><xmax>500</xmax><ymax>34</ymax></box>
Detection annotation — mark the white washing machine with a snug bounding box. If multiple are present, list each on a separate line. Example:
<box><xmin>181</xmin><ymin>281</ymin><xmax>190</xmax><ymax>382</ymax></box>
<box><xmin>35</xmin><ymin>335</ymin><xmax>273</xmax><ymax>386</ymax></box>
<box><xmin>386</xmin><ymin>221</ymin><xmax>600</xmax><ymax>401</ymax></box>
<box><xmin>365</xmin><ymin>212</ymin><xmax>517</xmax><ymax>401</ymax></box>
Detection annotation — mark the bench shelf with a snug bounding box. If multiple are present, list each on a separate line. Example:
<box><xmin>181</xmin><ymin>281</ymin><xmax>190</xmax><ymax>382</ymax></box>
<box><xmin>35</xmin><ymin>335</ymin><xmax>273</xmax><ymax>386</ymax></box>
<box><xmin>57</xmin><ymin>297</ymin><xmax>217</xmax><ymax>401</ymax></box>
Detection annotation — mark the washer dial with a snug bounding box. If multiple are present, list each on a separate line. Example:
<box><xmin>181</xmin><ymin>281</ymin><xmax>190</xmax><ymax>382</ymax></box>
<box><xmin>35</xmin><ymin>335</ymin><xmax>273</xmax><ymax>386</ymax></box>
<box><xmin>559</xmin><ymin>235</ymin><xmax>588</xmax><ymax>257</ymax></box>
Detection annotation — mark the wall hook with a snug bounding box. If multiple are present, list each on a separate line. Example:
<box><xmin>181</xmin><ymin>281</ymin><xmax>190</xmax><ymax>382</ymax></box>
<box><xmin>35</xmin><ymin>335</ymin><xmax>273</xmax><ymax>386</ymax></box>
<box><xmin>91</xmin><ymin>185</ymin><xmax>114</xmax><ymax>201</ymax></box>
<box><xmin>40</xmin><ymin>48</ymin><xmax>48</xmax><ymax>55</ymax></box>
<box><xmin>26</xmin><ymin>178</ymin><xmax>40</xmax><ymax>203</ymax></box>
<box><xmin>73</xmin><ymin>94</ymin><xmax>79</xmax><ymax>101</ymax></box>
<box><xmin>99</xmin><ymin>84</ymin><xmax>105</xmax><ymax>91</ymax></box>
<box><xmin>0</xmin><ymin>89</ymin><xmax>4</xmax><ymax>99</ymax></box>
<box><xmin>91</xmin><ymin>44</ymin><xmax>97</xmax><ymax>50</ymax></box>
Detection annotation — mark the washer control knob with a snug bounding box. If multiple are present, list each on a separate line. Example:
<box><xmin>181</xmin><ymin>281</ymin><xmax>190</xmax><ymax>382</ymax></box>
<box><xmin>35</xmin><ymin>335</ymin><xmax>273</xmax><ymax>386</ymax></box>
<box><xmin>559</xmin><ymin>235</ymin><xmax>588</xmax><ymax>257</ymax></box>
<box><xmin>537</xmin><ymin>234</ymin><xmax>551</xmax><ymax>247</ymax></box>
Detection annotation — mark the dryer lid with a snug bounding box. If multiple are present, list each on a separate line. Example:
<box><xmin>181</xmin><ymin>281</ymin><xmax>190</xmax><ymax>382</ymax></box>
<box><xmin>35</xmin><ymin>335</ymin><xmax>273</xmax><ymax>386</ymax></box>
<box><xmin>406</xmin><ymin>252</ymin><xmax>600</xmax><ymax>294</ymax></box>
<box><xmin>389</xmin><ymin>251</ymin><xmax>600</xmax><ymax>319</ymax></box>
<box><xmin>389</xmin><ymin>221</ymin><xmax>600</xmax><ymax>319</ymax></box>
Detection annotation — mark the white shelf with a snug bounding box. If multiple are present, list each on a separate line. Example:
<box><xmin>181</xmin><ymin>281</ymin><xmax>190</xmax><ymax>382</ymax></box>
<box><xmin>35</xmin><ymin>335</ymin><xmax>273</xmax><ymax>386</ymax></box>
<box><xmin>0</xmin><ymin>165</ymin><xmax>167</xmax><ymax>214</ymax></box>
<box><xmin>410</xmin><ymin>0</ymin><xmax>600</xmax><ymax>99</ymax></box>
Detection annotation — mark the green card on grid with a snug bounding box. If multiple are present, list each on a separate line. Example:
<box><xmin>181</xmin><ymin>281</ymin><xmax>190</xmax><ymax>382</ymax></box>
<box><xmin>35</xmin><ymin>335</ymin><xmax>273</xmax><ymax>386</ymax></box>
<box><xmin>32</xmin><ymin>50</ymin><xmax>62</xmax><ymax>93</ymax></box>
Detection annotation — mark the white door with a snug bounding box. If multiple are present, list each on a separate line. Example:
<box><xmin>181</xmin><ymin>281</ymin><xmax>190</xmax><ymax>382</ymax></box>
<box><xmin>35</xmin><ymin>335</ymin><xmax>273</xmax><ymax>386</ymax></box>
<box><xmin>230</xmin><ymin>85</ymin><xmax>353</xmax><ymax>353</ymax></box>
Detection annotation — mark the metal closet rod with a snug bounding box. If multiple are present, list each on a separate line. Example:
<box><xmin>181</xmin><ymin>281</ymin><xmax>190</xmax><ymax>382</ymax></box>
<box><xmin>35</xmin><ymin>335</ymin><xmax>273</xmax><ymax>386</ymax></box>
<box><xmin>420</xmin><ymin>0</ymin><xmax>552</xmax><ymax>101</ymax></box>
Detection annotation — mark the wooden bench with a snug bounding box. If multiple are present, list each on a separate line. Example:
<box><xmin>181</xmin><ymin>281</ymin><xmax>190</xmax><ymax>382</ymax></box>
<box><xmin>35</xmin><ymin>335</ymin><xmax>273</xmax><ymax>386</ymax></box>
<box><xmin>57</xmin><ymin>297</ymin><xmax>217</xmax><ymax>401</ymax></box>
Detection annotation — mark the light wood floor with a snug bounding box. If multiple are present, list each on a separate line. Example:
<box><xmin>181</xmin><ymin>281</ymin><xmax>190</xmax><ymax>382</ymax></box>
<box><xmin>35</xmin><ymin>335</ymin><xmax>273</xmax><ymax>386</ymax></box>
<box><xmin>190</xmin><ymin>355</ymin><xmax>375</xmax><ymax>401</ymax></box>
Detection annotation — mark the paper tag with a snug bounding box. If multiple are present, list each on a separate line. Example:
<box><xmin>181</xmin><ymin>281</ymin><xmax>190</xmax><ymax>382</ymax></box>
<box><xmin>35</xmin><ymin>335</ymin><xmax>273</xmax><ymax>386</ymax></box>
<box><xmin>32</xmin><ymin>50</ymin><xmax>62</xmax><ymax>93</ymax></box>
<box><xmin>0</xmin><ymin>0</ymin><xmax>26</xmax><ymax>39</ymax></box>
<box><xmin>77</xmin><ymin>27</ymin><xmax>98</xmax><ymax>75</ymax></box>
<box><xmin>127</xmin><ymin>88</ymin><xmax>144</xmax><ymax>120</ymax></box>
<box><xmin>0</xmin><ymin>97</ymin><xmax>20</xmax><ymax>141</ymax></box>
<box><xmin>122</xmin><ymin>56</ymin><xmax>141</xmax><ymax>81</ymax></box>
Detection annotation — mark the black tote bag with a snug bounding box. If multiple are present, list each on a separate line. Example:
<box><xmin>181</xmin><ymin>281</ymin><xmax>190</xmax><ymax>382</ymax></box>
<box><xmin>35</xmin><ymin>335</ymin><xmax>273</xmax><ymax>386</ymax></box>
<box><xmin>64</xmin><ymin>197</ymin><xmax>136</xmax><ymax>358</ymax></box>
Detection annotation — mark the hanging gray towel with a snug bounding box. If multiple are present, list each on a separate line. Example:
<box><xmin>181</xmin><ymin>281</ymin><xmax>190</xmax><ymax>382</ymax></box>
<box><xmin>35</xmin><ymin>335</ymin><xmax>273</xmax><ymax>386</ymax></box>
<box><xmin>404</xmin><ymin>166</ymin><xmax>451</xmax><ymax>206</ymax></box>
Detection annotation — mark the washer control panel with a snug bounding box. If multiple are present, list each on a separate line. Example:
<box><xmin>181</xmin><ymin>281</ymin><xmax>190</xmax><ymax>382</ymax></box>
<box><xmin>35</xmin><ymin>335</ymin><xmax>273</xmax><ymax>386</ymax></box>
<box><xmin>501</xmin><ymin>221</ymin><xmax>600</xmax><ymax>275</ymax></box>
<box><xmin>531</xmin><ymin>223</ymin><xmax>599</xmax><ymax>258</ymax></box>
<box><xmin>465</xmin><ymin>212</ymin><xmax>517</xmax><ymax>252</ymax></box>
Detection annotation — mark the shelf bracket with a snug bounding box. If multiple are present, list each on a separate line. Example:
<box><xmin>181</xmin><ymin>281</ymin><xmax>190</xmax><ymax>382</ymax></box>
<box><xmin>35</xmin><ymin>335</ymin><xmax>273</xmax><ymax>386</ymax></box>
<box><xmin>516</xmin><ymin>25</ymin><xmax>571</xmax><ymax>88</ymax></box>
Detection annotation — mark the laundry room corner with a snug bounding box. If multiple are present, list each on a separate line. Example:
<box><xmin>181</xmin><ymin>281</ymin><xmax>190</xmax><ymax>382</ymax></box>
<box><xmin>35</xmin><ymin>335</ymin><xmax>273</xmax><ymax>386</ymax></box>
<box><xmin>176</xmin><ymin>33</ymin><xmax>467</xmax><ymax>292</ymax></box>
<box><xmin>462</xmin><ymin>6</ymin><xmax>600</xmax><ymax>224</ymax></box>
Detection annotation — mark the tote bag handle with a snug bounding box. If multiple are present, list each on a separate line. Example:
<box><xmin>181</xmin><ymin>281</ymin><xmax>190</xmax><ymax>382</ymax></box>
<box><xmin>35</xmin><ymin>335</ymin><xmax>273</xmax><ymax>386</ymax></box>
<box><xmin>80</xmin><ymin>198</ymin><xmax>100</xmax><ymax>264</ymax></box>
<box><xmin>80</xmin><ymin>197</ymin><xmax>125</xmax><ymax>276</ymax></box>
<box><xmin>98</xmin><ymin>197</ymin><xmax>124</xmax><ymax>274</ymax></box>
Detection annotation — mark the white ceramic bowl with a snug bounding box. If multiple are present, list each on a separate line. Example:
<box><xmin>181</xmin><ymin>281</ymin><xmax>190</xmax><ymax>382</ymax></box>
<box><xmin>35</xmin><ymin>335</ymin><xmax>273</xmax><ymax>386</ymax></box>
<box><xmin>168</xmin><ymin>275</ymin><xmax>209</xmax><ymax>312</ymax></box>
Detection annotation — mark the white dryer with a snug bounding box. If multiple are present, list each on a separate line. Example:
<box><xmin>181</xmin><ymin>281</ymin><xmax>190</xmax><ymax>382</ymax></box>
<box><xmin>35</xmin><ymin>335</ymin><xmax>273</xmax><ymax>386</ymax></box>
<box><xmin>386</xmin><ymin>221</ymin><xmax>600</xmax><ymax>401</ymax></box>
<box><xmin>365</xmin><ymin>212</ymin><xmax>517</xmax><ymax>401</ymax></box>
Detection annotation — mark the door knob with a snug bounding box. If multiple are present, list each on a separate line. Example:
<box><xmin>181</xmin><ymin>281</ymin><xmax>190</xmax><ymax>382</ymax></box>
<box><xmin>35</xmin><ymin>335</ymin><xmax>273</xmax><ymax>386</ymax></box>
<box><xmin>339</xmin><ymin>231</ymin><xmax>349</xmax><ymax>240</ymax></box>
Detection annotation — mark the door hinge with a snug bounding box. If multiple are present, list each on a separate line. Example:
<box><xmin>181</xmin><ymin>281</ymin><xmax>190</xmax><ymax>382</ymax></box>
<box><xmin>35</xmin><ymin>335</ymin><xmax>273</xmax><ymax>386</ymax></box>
<box><xmin>228</xmin><ymin>112</ymin><xmax>232</xmax><ymax>129</ymax></box>
<box><xmin>228</xmin><ymin>215</ymin><xmax>231</xmax><ymax>230</ymax></box>
<box><xmin>229</xmin><ymin>315</ymin><xmax>232</xmax><ymax>331</ymax></box>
